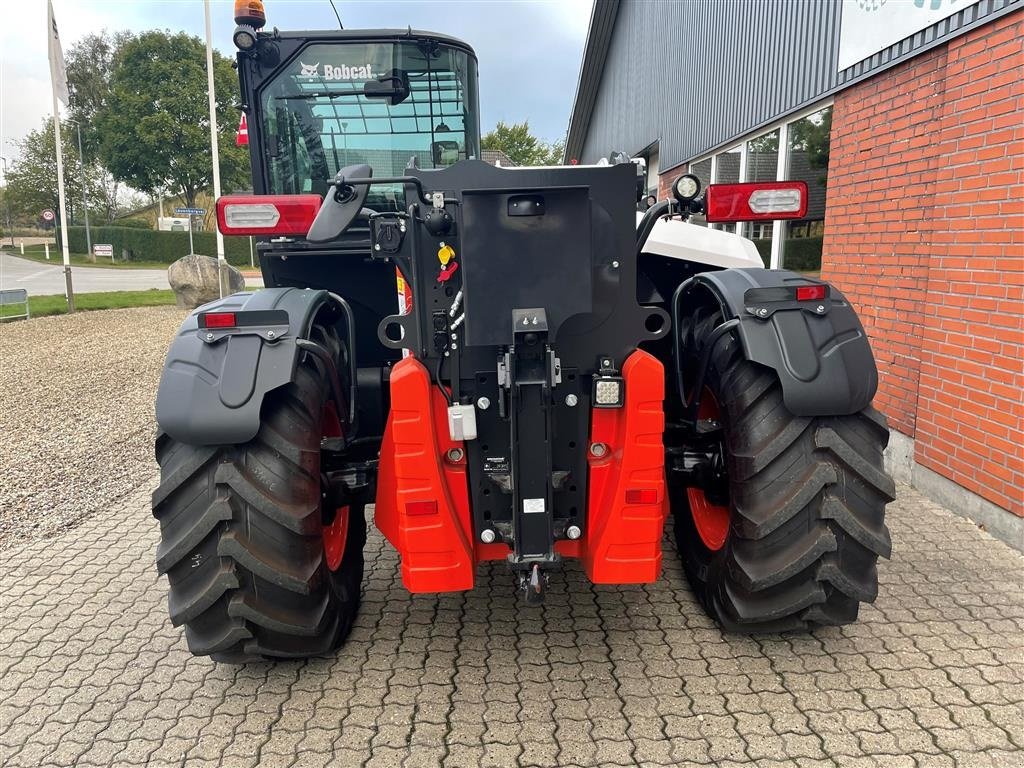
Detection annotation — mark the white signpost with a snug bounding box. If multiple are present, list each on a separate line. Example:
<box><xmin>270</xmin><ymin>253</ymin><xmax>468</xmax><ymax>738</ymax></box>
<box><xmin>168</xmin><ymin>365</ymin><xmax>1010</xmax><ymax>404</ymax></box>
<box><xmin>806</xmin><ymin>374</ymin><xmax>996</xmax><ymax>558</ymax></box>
<box><xmin>175</xmin><ymin>207</ymin><xmax>207</xmax><ymax>256</ymax></box>
<box><xmin>93</xmin><ymin>243</ymin><xmax>114</xmax><ymax>262</ymax></box>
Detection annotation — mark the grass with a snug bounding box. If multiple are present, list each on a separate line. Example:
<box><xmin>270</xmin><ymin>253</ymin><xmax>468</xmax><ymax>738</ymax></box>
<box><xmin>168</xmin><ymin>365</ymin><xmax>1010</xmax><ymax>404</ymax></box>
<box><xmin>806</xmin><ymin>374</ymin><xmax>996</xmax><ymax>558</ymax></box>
<box><xmin>5</xmin><ymin>243</ymin><xmax>171</xmax><ymax>270</ymax></box>
<box><xmin>0</xmin><ymin>289</ymin><xmax>178</xmax><ymax>320</ymax></box>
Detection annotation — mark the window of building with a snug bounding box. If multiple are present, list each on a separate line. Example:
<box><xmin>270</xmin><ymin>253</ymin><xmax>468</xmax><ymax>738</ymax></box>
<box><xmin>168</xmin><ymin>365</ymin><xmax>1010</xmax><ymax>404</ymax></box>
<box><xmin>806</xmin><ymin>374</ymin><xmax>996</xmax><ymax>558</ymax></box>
<box><xmin>688</xmin><ymin>157</ymin><xmax>712</xmax><ymax>226</ymax></box>
<box><xmin>743</xmin><ymin>128</ymin><xmax>780</xmax><ymax>260</ymax></box>
<box><xmin>712</xmin><ymin>146</ymin><xmax>741</xmax><ymax>232</ymax></box>
<box><xmin>782</xmin><ymin>106</ymin><xmax>832</xmax><ymax>274</ymax></box>
<box><xmin>682</xmin><ymin>100</ymin><xmax>832</xmax><ymax>271</ymax></box>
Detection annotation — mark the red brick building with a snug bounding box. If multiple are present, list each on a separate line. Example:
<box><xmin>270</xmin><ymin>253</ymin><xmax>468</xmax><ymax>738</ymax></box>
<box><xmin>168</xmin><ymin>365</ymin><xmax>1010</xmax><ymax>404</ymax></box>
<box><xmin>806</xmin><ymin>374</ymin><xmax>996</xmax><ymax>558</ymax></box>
<box><xmin>566</xmin><ymin>0</ymin><xmax>1023</xmax><ymax>547</ymax></box>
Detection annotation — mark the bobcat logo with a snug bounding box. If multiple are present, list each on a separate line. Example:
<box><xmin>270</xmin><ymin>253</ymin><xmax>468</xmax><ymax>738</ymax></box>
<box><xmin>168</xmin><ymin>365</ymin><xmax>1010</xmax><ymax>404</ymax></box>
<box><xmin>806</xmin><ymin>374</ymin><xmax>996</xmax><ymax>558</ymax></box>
<box><xmin>299</xmin><ymin>62</ymin><xmax>319</xmax><ymax>77</ymax></box>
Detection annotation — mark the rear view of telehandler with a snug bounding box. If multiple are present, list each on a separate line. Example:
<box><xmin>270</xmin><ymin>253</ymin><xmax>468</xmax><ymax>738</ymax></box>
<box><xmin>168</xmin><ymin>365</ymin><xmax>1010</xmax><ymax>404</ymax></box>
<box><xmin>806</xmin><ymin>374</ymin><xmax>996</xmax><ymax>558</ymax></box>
<box><xmin>152</xmin><ymin>1</ymin><xmax>894</xmax><ymax>661</ymax></box>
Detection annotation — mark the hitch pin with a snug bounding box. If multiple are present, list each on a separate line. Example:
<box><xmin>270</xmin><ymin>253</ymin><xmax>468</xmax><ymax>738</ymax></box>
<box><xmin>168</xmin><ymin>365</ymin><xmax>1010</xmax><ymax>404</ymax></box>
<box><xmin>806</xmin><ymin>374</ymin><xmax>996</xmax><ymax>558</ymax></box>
<box><xmin>450</xmin><ymin>313</ymin><xmax>466</xmax><ymax>330</ymax></box>
<box><xmin>449</xmin><ymin>289</ymin><xmax>463</xmax><ymax>318</ymax></box>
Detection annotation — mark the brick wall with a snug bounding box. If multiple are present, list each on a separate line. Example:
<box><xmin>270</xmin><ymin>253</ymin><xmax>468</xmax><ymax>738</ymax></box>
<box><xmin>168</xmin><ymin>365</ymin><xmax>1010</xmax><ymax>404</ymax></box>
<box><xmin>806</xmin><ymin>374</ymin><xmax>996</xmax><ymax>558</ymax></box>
<box><xmin>822</xmin><ymin>10</ymin><xmax>1023</xmax><ymax>515</ymax></box>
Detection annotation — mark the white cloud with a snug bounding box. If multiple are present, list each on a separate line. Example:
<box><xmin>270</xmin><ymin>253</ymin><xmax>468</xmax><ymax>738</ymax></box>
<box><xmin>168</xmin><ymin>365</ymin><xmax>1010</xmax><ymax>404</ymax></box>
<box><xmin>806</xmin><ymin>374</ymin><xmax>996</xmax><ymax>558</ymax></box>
<box><xmin>0</xmin><ymin>0</ymin><xmax>592</xmax><ymax>174</ymax></box>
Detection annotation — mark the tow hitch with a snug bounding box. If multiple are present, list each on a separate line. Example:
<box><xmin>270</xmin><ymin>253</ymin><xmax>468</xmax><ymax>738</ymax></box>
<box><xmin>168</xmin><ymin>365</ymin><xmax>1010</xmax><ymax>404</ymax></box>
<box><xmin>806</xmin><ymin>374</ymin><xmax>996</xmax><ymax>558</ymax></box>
<box><xmin>518</xmin><ymin>563</ymin><xmax>548</xmax><ymax>605</ymax></box>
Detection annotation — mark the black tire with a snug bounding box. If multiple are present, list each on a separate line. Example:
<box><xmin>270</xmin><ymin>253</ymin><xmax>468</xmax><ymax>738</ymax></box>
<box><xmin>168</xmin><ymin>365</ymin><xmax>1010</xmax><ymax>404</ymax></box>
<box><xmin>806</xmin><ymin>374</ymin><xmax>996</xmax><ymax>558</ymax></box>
<box><xmin>152</xmin><ymin>326</ymin><xmax>366</xmax><ymax>662</ymax></box>
<box><xmin>672</xmin><ymin>311</ymin><xmax>896</xmax><ymax>632</ymax></box>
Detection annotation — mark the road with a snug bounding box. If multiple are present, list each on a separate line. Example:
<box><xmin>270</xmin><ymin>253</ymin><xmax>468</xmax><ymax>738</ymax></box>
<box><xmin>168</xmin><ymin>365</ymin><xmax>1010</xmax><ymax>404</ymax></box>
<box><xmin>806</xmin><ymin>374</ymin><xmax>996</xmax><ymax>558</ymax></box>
<box><xmin>1</xmin><ymin>481</ymin><xmax>1022</xmax><ymax>767</ymax></box>
<box><xmin>0</xmin><ymin>252</ymin><xmax>262</xmax><ymax>295</ymax></box>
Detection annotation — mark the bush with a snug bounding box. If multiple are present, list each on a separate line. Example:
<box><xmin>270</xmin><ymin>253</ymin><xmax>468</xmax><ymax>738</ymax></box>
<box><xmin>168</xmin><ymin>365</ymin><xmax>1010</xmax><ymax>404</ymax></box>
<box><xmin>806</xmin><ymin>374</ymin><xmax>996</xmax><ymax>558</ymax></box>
<box><xmin>64</xmin><ymin>225</ymin><xmax>255</xmax><ymax>266</ymax></box>
<box><xmin>749</xmin><ymin>236</ymin><xmax>823</xmax><ymax>272</ymax></box>
<box><xmin>113</xmin><ymin>218</ymin><xmax>153</xmax><ymax>229</ymax></box>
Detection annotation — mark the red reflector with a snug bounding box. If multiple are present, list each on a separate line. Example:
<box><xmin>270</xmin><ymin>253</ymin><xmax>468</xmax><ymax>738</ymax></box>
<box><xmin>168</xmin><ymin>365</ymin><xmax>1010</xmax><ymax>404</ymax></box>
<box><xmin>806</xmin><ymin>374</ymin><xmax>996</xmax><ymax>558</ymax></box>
<box><xmin>203</xmin><ymin>312</ymin><xmax>236</xmax><ymax>328</ymax></box>
<box><xmin>215</xmin><ymin>194</ymin><xmax>322</xmax><ymax>236</ymax></box>
<box><xmin>705</xmin><ymin>181</ymin><xmax>808</xmax><ymax>223</ymax></box>
<box><xmin>406</xmin><ymin>500</ymin><xmax>438</xmax><ymax>517</ymax></box>
<box><xmin>796</xmin><ymin>285</ymin><xmax>827</xmax><ymax>301</ymax></box>
<box><xmin>625</xmin><ymin>488</ymin><xmax>659</xmax><ymax>505</ymax></box>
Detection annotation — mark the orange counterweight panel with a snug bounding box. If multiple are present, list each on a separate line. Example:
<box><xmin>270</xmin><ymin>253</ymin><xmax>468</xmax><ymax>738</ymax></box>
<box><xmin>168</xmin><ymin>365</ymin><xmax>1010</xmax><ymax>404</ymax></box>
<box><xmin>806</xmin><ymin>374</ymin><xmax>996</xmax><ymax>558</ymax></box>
<box><xmin>583</xmin><ymin>349</ymin><xmax>668</xmax><ymax>583</ymax></box>
<box><xmin>374</xmin><ymin>357</ymin><xmax>476</xmax><ymax>592</ymax></box>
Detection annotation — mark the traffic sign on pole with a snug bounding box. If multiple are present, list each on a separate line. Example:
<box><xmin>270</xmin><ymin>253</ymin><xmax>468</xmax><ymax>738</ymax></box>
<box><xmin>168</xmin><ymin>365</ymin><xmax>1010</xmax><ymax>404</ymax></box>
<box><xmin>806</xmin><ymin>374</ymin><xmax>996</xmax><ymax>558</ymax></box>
<box><xmin>41</xmin><ymin>209</ymin><xmax>55</xmax><ymax>222</ymax></box>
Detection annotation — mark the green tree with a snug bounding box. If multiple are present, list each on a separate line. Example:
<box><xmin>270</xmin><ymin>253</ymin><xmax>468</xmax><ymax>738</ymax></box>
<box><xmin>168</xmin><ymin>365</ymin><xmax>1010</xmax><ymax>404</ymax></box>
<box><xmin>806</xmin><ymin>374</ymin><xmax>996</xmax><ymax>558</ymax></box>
<box><xmin>97</xmin><ymin>30</ymin><xmax>247</xmax><ymax>208</ymax></box>
<box><xmin>66</xmin><ymin>30</ymin><xmax>135</xmax><ymax>161</ymax></box>
<box><xmin>5</xmin><ymin>118</ymin><xmax>131</xmax><ymax>230</ymax></box>
<box><xmin>4</xmin><ymin>118</ymin><xmax>86</xmax><ymax>227</ymax></box>
<box><xmin>482</xmin><ymin>121</ymin><xmax>564</xmax><ymax>166</ymax></box>
<box><xmin>789</xmin><ymin>106</ymin><xmax>832</xmax><ymax>171</ymax></box>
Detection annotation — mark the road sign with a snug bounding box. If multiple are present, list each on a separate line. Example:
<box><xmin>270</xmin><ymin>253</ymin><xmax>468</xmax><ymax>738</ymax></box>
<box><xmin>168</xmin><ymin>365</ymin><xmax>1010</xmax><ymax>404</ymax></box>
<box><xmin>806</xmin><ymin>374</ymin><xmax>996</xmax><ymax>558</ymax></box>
<box><xmin>93</xmin><ymin>243</ymin><xmax>113</xmax><ymax>258</ymax></box>
<box><xmin>41</xmin><ymin>209</ymin><xmax>55</xmax><ymax>222</ymax></box>
<box><xmin>175</xmin><ymin>207</ymin><xmax>206</xmax><ymax>216</ymax></box>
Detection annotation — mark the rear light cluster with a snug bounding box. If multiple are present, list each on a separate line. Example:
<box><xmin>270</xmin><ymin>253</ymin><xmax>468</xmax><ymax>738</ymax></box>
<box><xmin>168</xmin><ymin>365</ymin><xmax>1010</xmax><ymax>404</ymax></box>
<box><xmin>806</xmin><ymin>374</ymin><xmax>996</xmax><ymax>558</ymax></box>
<box><xmin>215</xmin><ymin>194</ymin><xmax>322</xmax><ymax>236</ymax></box>
<box><xmin>704</xmin><ymin>181</ymin><xmax>808</xmax><ymax>223</ymax></box>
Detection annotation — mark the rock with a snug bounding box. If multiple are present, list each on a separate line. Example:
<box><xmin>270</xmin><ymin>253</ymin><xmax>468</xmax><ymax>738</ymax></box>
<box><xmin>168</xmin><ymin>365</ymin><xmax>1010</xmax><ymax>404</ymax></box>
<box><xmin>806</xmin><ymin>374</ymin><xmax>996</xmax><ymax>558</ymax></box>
<box><xmin>167</xmin><ymin>254</ymin><xmax>245</xmax><ymax>309</ymax></box>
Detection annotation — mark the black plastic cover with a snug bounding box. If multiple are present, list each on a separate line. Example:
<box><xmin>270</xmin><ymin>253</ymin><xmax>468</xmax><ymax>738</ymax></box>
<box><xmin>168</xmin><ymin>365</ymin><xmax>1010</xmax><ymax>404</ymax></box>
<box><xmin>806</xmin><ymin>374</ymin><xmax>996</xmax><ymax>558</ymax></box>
<box><xmin>155</xmin><ymin>287</ymin><xmax>333</xmax><ymax>445</ymax></box>
<box><xmin>691</xmin><ymin>268</ymin><xmax>878</xmax><ymax>416</ymax></box>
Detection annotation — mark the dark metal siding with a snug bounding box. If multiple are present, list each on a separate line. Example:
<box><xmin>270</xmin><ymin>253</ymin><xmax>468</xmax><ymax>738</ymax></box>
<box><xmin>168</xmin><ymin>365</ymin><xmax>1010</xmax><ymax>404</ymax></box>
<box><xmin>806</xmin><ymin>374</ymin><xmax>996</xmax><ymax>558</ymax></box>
<box><xmin>572</xmin><ymin>0</ymin><xmax>1021</xmax><ymax>170</ymax></box>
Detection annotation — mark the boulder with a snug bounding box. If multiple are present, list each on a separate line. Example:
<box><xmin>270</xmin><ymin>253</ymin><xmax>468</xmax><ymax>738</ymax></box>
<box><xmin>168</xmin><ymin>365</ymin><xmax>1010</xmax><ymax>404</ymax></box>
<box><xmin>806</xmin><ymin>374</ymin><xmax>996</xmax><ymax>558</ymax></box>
<box><xmin>167</xmin><ymin>254</ymin><xmax>245</xmax><ymax>309</ymax></box>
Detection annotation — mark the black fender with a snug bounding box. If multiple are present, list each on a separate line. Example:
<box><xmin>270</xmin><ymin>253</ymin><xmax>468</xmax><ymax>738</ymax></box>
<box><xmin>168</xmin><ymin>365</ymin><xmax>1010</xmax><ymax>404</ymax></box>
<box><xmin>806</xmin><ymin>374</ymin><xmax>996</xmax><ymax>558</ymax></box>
<box><xmin>683</xmin><ymin>268</ymin><xmax>878</xmax><ymax>416</ymax></box>
<box><xmin>156</xmin><ymin>287</ymin><xmax>337</xmax><ymax>445</ymax></box>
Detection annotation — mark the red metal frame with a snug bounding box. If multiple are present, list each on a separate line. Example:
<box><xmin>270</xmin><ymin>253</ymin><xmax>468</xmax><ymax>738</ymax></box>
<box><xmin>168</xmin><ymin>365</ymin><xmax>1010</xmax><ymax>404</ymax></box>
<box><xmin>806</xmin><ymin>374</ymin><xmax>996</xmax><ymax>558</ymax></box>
<box><xmin>374</xmin><ymin>350</ymin><xmax>669</xmax><ymax>592</ymax></box>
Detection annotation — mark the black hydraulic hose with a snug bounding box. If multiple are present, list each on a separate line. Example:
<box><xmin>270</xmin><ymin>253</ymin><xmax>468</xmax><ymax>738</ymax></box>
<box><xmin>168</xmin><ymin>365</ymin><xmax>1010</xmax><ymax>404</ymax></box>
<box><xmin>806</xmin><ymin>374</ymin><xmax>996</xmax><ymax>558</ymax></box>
<box><xmin>635</xmin><ymin>199</ymin><xmax>673</xmax><ymax>259</ymax></box>
<box><xmin>296</xmin><ymin>338</ymin><xmax>348</xmax><ymax>434</ymax></box>
<box><xmin>326</xmin><ymin>292</ymin><xmax>360</xmax><ymax>437</ymax></box>
<box><xmin>670</xmin><ymin>278</ymin><xmax>739</xmax><ymax>419</ymax></box>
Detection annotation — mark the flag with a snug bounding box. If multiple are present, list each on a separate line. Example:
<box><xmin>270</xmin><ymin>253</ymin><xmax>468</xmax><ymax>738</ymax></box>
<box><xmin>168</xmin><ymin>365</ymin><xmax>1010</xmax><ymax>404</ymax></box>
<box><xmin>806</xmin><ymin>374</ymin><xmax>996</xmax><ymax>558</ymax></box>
<box><xmin>47</xmin><ymin>0</ymin><xmax>69</xmax><ymax>106</ymax></box>
<box><xmin>236</xmin><ymin>113</ymin><xmax>249</xmax><ymax>146</ymax></box>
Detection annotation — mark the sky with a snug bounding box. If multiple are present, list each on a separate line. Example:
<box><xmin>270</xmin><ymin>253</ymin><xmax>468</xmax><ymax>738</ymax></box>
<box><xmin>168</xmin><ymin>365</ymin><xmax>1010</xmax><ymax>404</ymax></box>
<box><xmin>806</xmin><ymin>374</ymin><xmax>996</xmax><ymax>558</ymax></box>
<box><xmin>0</xmin><ymin>0</ymin><xmax>592</xmax><ymax>177</ymax></box>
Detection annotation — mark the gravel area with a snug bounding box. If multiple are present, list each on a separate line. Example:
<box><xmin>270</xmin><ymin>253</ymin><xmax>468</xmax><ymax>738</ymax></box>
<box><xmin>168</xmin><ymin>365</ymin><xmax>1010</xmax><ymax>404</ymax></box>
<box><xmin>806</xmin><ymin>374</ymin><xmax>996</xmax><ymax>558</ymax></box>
<box><xmin>0</xmin><ymin>307</ymin><xmax>186</xmax><ymax>549</ymax></box>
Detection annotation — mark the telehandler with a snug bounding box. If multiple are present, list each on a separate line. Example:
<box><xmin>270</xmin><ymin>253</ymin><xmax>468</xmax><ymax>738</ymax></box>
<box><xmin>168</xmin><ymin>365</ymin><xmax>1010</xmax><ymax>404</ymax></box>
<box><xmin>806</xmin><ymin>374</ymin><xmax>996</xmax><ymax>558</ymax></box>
<box><xmin>153</xmin><ymin>1</ymin><xmax>894</xmax><ymax>661</ymax></box>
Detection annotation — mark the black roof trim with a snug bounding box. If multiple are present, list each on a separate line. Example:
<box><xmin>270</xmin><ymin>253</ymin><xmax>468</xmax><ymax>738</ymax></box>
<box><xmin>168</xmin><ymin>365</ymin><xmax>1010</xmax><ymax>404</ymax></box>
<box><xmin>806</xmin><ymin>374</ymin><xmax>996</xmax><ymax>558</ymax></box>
<box><xmin>564</xmin><ymin>0</ymin><xmax>620</xmax><ymax>163</ymax></box>
<box><xmin>269</xmin><ymin>28</ymin><xmax>477</xmax><ymax>59</ymax></box>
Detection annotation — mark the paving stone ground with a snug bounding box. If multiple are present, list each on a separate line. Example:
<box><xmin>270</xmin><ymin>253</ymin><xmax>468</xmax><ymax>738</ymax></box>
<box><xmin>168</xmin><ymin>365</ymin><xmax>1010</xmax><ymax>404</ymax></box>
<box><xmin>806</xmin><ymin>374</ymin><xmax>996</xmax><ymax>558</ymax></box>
<box><xmin>1</xmin><ymin>481</ymin><xmax>1022</xmax><ymax>768</ymax></box>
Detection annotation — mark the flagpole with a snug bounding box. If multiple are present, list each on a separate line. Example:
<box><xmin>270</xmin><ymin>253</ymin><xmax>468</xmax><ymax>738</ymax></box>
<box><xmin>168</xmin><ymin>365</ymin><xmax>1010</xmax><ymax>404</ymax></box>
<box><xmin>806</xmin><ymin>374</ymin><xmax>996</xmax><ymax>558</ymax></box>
<box><xmin>48</xmin><ymin>0</ymin><xmax>74</xmax><ymax>312</ymax></box>
<box><xmin>51</xmin><ymin>84</ymin><xmax>75</xmax><ymax>312</ymax></box>
<box><xmin>203</xmin><ymin>0</ymin><xmax>227</xmax><ymax>299</ymax></box>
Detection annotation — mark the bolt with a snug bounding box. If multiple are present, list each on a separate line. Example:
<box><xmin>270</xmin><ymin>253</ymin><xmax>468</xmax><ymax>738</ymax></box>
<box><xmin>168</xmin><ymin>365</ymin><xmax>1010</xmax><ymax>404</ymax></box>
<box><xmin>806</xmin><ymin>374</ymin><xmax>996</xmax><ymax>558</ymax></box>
<box><xmin>757</xmin><ymin>308</ymin><xmax>769</xmax><ymax>317</ymax></box>
<box><xmin>446</xmin><ymin>448</ymin><xmax>464</xmax><ymax>463</ymax></box>
<box><xmin>451</xmin><ymin>342</ymin><xmax>458</xmax><ymax>350</ymax></box>
<box><xmin>205</xmin><ymin>332</ymin><xmax>214</xmax><ymax>341</ymax></box>
<box><xmin>480</xmin><ymin>528</ymin><xmax>496</xmax><ymax>544</ymax></box>
<box><xmin>589</xmin><ymin>442</ymin><xmax>608</xmax><ymax>458</ymax></box>
<box><xmin>566</xmin><ymin>525</ymin><xmax>582</xmax><ymax>540</ymax></box>
<box><xmin>266</xmin><ymin>330</ymin><xmax>275</xmax><ymax>339</ymax></box>
<box><xmin>374</xmin><ymin>243</ymin><xmax>381</xmax><ymax>251</ymax></box>
<box><xmin>565</xmin><ymin>394</ymin><xmax>579</xmax><ymax>407</ymax></box>
<box><xmin>816</xmin><ymin>305</ymin><xmax>826</xmax><ymax>313</ymax></box>
<box><xmin>451</xmin><ymin>332</ymin><xmax>458</xmax><ymax>340</ymax></box>
<box><xmin>611</xmin><ymin>260</ymin><xmax>619</xmax><ymax>268</ymax></box>
<box><xmin>602</xmin><ymin>358</ymin><xmax>612</xmax><ymax>367</ymax></box>
<box><xmin>477</xmin><ymin>396</ymin><xmax>491</xmax><ymax>410</ymax></box>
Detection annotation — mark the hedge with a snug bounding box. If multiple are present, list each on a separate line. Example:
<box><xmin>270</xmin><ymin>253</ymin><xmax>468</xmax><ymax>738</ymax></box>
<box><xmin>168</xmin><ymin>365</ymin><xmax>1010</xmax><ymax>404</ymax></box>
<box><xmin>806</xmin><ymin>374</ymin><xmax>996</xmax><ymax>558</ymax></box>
<box><xmin>63</xmin><ymin>225</ymin><xmax>256</xmax><ymax>266</ymax></box>
<box><xmin>750</xmin><ymin>236</ymin><xmax>824</xmax><ymax>272</ymax></box>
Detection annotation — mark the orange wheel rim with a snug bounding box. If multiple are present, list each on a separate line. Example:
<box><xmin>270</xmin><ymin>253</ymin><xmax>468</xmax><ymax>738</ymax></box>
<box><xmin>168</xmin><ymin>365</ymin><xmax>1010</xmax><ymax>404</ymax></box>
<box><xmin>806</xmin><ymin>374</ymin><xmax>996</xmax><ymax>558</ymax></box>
<box><xmin>321</xmin><ymin>401</ymin><xmax>348</xmax><ymax>571</ymax></box>
<box><xmin>689</xmin><ymin>388</ymin><xmax>730</xmax><ymax>551</ymax></box>
<box><xmin>323</xmin><ymin>505</ymin><xmax>349</xmax><ymax>571</ymax></box>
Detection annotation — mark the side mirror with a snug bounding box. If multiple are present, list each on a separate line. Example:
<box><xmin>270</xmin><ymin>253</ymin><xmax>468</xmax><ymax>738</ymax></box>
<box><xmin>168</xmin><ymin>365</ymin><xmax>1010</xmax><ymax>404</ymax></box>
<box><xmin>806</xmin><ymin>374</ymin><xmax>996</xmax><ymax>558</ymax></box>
<box><xmin>432</xmin><ymin>140</ymin><xmax>460</xmax><ymax>167</ymax></box>
<box><xmin>363</xmin><ymin>69</ymin><xmax>411</xmax><ymax>106</ymax></box>
<box><xmin>307</xmin><ymin>164</ymin><xmax>372</xmax><ymax>242</ymax></box>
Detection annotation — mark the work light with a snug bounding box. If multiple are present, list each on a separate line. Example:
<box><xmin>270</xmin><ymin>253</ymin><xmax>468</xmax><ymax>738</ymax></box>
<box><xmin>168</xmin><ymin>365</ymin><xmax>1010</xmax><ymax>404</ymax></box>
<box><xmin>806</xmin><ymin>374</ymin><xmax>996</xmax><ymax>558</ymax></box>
<box><xmin>592</xmin><ymin>376</ymin><xmax>625</xmax><ymax>408</ymax></box>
